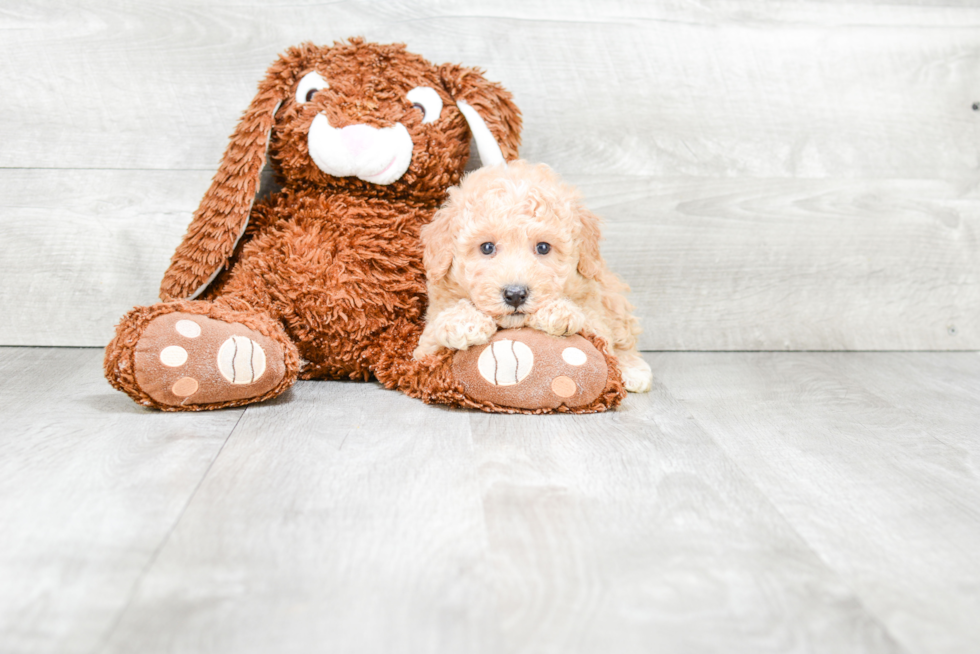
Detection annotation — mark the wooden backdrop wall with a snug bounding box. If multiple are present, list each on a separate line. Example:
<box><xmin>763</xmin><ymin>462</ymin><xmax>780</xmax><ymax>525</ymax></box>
<box><xmin>1</xmin><ymin>0</ymin><xmax>977</xmax><ymax>350</ymax></box>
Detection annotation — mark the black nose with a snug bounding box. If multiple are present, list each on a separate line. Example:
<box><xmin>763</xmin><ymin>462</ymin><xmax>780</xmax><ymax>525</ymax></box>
<box><xmin>503</xmin><ymin>285</ymin><xmax>529</xmax><ymax>308</ymax></box>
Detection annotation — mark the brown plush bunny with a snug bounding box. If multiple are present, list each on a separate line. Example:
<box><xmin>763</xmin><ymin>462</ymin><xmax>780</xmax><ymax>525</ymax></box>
<box><xmin>104</xmin><ymin>38</ymin><xmax>625</xmax><ymax>413</ymax></box>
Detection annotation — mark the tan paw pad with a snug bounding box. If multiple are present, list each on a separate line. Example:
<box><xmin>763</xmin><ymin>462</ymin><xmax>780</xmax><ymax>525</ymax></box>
<box><xmin>551</xmin><ymin>375</ymin><xmax>577</xmax><ymax>397</ymax></box>
<box><xmin>171</xmin><ymin>377</ymin><xmax>199</xmax><ymax>397</ymax></box>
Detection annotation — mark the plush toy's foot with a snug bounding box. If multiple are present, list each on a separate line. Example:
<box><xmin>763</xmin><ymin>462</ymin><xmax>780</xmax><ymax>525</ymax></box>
<box><xmin>452</xmin><ymin>328</ymin><xmax>621</xmax><ymax>412</ymax></box>
<box><xmin>105</xmin><ymin>303</ymin><xmax>300</xmax><ymax>411</ymax></box>
<box><xmin>132</xmin><ymin>311</ymin><xmax>288</xmax><ymax>408</ymax></box>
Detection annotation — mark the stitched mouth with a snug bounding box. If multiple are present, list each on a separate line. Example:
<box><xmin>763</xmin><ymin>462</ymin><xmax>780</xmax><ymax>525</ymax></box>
<box><xmin>364</xmin><ymin>156</ymin><xmax>397</xmax><ymax>179</ymax></box>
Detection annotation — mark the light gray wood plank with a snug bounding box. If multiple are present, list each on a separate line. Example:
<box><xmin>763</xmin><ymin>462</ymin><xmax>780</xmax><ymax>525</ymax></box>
<box><xmin>1</xmin><ymin>0</ymin><xmax>978</xmax><ymax>179</ymax></box>
<box><xmin>0</xmin><ymin>169</ymin><xmax>212</xmax><ymax>346</ymax></box>
<box><xmin>470</xmin><ymin>380</ymin><xmax>905</xmax><ymax>653</ymax></box>
<box><xmin>652</xmin><ymin>351</ymin><xmax>980</xmax><ymax>654</ymax></box>
<box><xmin>100</xmin><ymin>380</ymin><xmax>499</xmax><ymax>654</ymax></box>
<box><xmin>574</xmin><ymin>175</ymin><xmax>980</xmax><ymax>351</ymax></box>
<box><xmin>0</xmin><ymin>347</ymin><xmax>243</xmax><ymax>654</ymax></box>
<box><xmin>4</xmin><ymin>347</ymin><xmax>979</xmax><ymax>652</ymax></box>
<box><xmin>807</xmin><ymin>352</ymin><xmax>980</xmax><ymax>455</ymax></box>
<box><xmin>3</xmin><ymin>169</ymin><xmax>975</xmax><ymax>351</ymax></box>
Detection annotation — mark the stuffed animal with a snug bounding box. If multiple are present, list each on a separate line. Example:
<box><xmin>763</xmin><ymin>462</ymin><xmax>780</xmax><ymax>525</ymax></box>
<box><xmin>104</xmin><ymin>38</ymin><xmax>625</xmax><ymax>413</ymax></box>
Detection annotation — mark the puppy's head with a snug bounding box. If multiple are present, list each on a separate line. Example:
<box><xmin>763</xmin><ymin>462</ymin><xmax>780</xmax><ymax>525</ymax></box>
<box><xmin>422</xmin><ymin>160</ymin><xmax>604</xmax><ymax>327</ymax></box>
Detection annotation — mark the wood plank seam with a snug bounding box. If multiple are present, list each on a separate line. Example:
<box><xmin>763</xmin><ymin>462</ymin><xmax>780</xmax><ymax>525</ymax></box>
<box><xmin>670</xmin><ymin>390</ymin><xmax>914</xmax><ymax>654</ymax></box>
<box><xmin>90</xmin><ymin>409</ymin><xmax>247</xmax><ymax>654</ymax></box>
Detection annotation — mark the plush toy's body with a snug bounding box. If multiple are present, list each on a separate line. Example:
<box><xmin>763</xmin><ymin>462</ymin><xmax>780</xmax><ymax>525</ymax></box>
<box><xmin>209</xmin><ymin>191</ymin><xmax>430</xmax><ymax>382</ymax></box>
<box><xmin>105</xmin><ymin>39</ymin><xmax>625</xmax><ymax>413</ymax></box>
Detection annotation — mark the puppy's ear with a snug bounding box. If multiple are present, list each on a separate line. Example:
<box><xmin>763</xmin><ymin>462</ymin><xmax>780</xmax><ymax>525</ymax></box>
<box><xmin>439</xmin><ymin>64</ymin><xmax>522</xmax><ymax>165</ymax></box>
<box><xmin>159</xmin><ymin>59</ymin><xmax>292</xmax><ymax>301</ymax></box>
<box><xmin>576</xmin><ymin>205</ymin><xmax>606</xmax><ymax>281</ymax></box>
<box><xmin>420</xmin><ymin>197</ymin><xmax>458</xmax><ymax>284</ymax></box>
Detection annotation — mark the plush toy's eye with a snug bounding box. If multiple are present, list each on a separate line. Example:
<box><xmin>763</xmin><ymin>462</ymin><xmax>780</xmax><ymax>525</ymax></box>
<box><xmin>480</xmin><ymin>242</ymin><xmax>496</xmax><ymax>255</ymax></box>
<box><xmin>295</xmin><ymin>71</ymin><xmax>329</xmax><ymax>104</ymax></box>
<box><xmin>535</xmin><ymin>242</ymin><xmax>551</xmax><ymax>255</ymax></box>
<box><xmin>406</xmin><ymin>86</ymin><xmax>443</xmax><ymax>125</ymax></box>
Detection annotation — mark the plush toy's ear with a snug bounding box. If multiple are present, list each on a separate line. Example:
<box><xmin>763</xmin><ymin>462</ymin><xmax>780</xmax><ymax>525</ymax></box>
<box><xmin>159</xmin><ymin>68</ymin><xmax>288</xmax><ymax>301</ymax></box>
<box><xmin>420</xmin><ymin>194</ymin><xmax>459</xmax><ymax>284</ymax></box>
<box><xmin>439</xmin><ymin>64</ymin><xmax>522</xmax><ymax>165</ymax></box>
<box><xmin>576</xmin><ymin>205</ymin><xmax>606</xmax><ymax>281</ymax></box>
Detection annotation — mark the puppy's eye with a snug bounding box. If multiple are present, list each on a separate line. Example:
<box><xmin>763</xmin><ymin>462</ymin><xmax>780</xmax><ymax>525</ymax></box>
<box><xmin>406</xmin><ymin>86</ymin><xmax>443</xmax><ymax>125</ymax></box>
<box><xmin>296</xmin><ymin>71</ymin><xmax>329</xmax><ymax>104</ymax></box>
<box><xmin>480</xmin><ymin>242</ymin><xmax>496</xmax><ymax>255</ymax></box>
<box><xmin>535</xmin><ymin>242</ymin><xmax>552</xmax><ymax>255</ymax></box>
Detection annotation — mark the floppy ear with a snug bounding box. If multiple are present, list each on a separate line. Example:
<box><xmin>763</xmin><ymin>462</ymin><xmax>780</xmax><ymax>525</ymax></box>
<box><xmin>576</xmin><ymin>205</ymin><xmax>606</xmax><ymax>281</ymax></box>
<box><xmin>439</xmin><ymin>64</ymin><xmax>522</xmax><ymax>165</ymax></box>
<box><xmin>420</xmin><ymin>196</ymin><xmax>459</xmax><ymax>284</ymax></box>
<box><xmin>158</xmin><ymin>65</ymin><xmax>289</xmax><ymax>301</ymax></box>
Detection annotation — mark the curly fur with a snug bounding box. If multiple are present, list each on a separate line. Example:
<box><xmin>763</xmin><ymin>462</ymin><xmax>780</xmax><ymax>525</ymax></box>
<box><xmin>416</xmin><ymin>160</ymin><xmax>653</xmax><ymax>393</ymax></box>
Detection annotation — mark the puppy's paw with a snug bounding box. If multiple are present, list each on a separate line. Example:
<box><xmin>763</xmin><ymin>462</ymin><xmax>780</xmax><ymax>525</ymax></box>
<box><xmin>438</xmin><ymin>313</ymin><xmax>497</xmax><ymax>351</ymax></box>
<box><xmin>528</xmin><ymin>298</ymin><xmax>587</xmax><ymax>337</ymax></box>
<box><xmin>416</xmin><ymin>300</ymin><xmax>497</xmax><ymax>357</ymax></box>
<box><xmin>619</xmin><ymin>355</ymin><xmax>653</xmax><ymax>393</ymax></box>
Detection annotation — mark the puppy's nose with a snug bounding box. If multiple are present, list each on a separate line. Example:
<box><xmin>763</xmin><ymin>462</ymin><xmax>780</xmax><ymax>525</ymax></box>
<box><xmin>503</xmin><ymin>285</ymin><xmax>529</xmax><ymax>308</ymax></box>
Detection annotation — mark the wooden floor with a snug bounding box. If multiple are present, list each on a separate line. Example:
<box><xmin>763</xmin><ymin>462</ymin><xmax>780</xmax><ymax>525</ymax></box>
<box><xmin>2</xmin><ymin>348</ymin><xmax>978</xmax><ymax>653</ymax></box>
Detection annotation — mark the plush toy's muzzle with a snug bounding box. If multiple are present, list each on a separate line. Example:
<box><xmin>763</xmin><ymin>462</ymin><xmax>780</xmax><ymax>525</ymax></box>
<box><xmin>308</xmin><ymin>116</ymin><xmax>414</xmax><ymax>185</ymax></box>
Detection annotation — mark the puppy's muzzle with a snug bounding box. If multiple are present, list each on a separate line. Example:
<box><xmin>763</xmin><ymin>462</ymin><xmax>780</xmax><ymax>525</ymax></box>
<box><xmin>503</xmin><ymin>285</ymin><xmax>529</xmax><ymax>309</ymax></box>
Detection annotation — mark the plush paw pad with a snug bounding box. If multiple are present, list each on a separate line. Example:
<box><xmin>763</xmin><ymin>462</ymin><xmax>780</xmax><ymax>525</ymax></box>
<box><xmin>133</xmin><ymin>312</ymin><xmax>286</xmax><ymax>407</ymax></box>
<box><xmin>216</xmin><ymin>335</ymin><xmax>267</xmax><ymax>383</ymax></box>
<box><xmin>477</xmin><ymin>339</ymin><xmax>534</xmax><ymax>386</ymax></box>
<box><xmin>453</xmin><ymin>328</ymin><xmax>608</xmax><ymax>410</ymax></box>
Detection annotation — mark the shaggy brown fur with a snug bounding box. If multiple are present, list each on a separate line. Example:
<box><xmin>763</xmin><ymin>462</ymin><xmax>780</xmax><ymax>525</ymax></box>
<box><xmin>104</xmin><ymin>38</ymin><xmax>624</xmax><ymax>413</ymax></box>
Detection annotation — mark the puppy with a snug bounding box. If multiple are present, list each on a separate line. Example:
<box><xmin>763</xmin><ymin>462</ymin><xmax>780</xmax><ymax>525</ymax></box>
<box><xmin>414</xmin><ymin>160</ymin><xmax>653</xmax><ymax>393</ymax></box>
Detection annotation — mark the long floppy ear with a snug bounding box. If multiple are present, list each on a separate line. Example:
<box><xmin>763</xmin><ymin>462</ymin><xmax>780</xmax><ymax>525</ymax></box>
<box><xmin>439</xmin><ymin>64</ymin><xmax>522</xmax><ymax>165</ymax></box>
<box><xmin>159</xmin><ymin>66</ymin><xmax>289</xmax><ymax>301</ymax></box>
<box><xmin>576</xmin><ymin>205</ymin><xmax>606</xmax><ymax>281</ymax></box>
<box><xmin>420</xmin><ymin>193</ymin><xmax>459</xmax><ymax>284</ymax></box>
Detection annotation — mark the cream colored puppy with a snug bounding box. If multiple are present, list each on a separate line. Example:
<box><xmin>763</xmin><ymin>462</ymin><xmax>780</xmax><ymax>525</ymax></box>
<box><xmin>414</xmin><ymin>160</ymin><xmax>652</xmax><ymax>393</ymax></box>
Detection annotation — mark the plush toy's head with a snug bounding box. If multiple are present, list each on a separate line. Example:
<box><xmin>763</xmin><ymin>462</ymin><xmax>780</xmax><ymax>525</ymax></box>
<box><xmin>160</xmin><ymin>38</ymin><xmax>522</xmax><ymax>301</ymax></box>
<box><xmin>264</xmin><ymin>39</ymin><xmax>522</xmax><ymax>200</ymax></box>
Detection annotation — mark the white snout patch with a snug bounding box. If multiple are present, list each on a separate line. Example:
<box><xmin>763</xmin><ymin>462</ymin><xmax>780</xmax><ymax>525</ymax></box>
<box><xmin>308</xmin><ymin>114</ymin><xmax>413</xmax><ymax>185</ymax></box>
<box><xmin>217</xmin><ymin>336</ymin><xmax>267</xmax><ymax>384</ymax></box>
<box><xmin>477</xmin><ymin>339</ymin><xmax>534</xmax><ymax>386</ymax></box>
